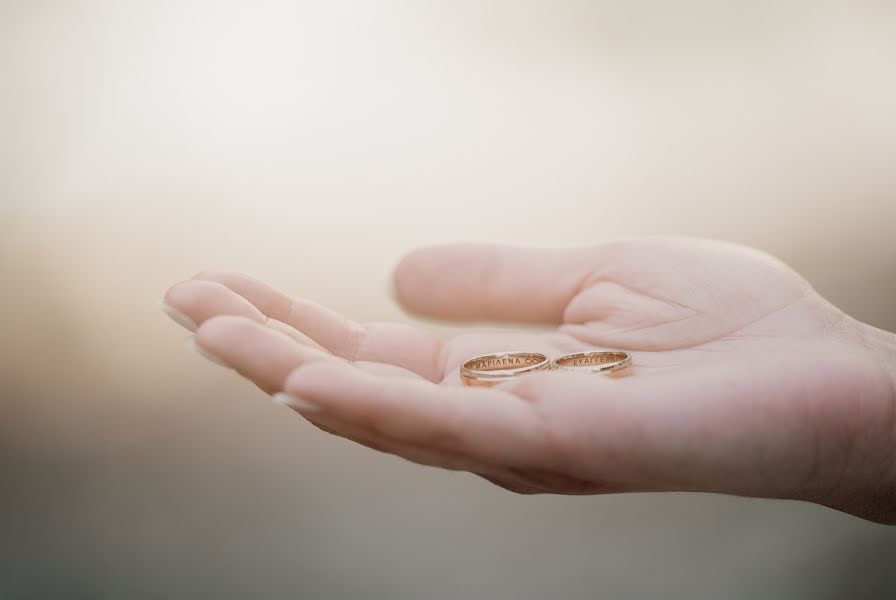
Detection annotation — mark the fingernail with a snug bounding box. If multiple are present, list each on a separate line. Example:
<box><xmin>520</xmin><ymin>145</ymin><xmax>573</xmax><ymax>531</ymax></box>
<box><xmin>272</xmin><ymin>392</ymin><xmax>321</xmax><ymax>414</ymax></box>
<box><xmin>185</xmin><ymin>336</ymin><xmax>229</xmax><ymax>367</ymax></box>
<box><xmin>158</xmin><ymin>299</ymin><xmax>198</xmax><ymax>332</ymax></box>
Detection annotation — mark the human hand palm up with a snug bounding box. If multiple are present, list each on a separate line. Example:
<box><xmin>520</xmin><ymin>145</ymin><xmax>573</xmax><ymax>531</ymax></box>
<box><xmin>162</xmin><ymin>238</ymin><xmax>896</xmax><ymax>523</ymax></box>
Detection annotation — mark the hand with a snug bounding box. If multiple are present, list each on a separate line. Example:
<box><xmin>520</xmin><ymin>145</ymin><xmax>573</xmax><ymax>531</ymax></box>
<box><xmin>161</xmin><ymin>238</ymin><xmax>896</xmax><ymax>523</ymax></box>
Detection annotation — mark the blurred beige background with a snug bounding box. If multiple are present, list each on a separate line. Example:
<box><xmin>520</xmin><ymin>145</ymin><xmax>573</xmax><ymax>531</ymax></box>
<box><xmin>2</xmin><ymin>1</ymin><xmax>895</xmax><ymax>598</ymax></box>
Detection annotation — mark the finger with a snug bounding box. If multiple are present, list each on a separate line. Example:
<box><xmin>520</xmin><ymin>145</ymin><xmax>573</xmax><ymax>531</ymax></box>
<box><xmin>265</xmin><ymin>318</ymin><xmax>327</xmax><ymax>347</ymax></box>
<box><xmin>294</xmin><ymin>411</ymin><xmax>498</xmax><ymax>475</ymax></box>
<box><xmin>164</xmin><ymin>280</ymin><xmax>325</xmax><ymax>349</ymax></box>
<box><xmin>193</xmin><ymin>316</ymin><xmax>423</xmax><ymax>394</ymax></box>
<box><xmin>166</xmin><ymin>280</ymin><xmax>265</xmax><ymax>325</ymax></box>
<box><xmin>196</xmin><ymin>271</ymin><xmax>444</xmax><ymax>381</ymax></box>
<box><xmin>283</xmin><ymin>398</ymin><xmax>559</xmax><ymax>490</ymax></box>
<box><xmin>354</xmin><ymin>361</ymin><xmax>422</xmax><ymax>379</ymax></box>
<box><xmin>282</xmin><ymin>361</ymin><xmax>550</xmax><ymax>468</ymax></box>
<box><xmin>392</xmin><ymin>244</ymin><xmax>601</xmax><ymax>324</ymax></box>
<box><xmin>281</xmin><ymin>359</ymin><xmax>650</xmax><ymax>492</ymax></box>
<box><xmin>193</xmin><ymin>316</ymin><xmax>338</xmax><ymax>394</ymax></box>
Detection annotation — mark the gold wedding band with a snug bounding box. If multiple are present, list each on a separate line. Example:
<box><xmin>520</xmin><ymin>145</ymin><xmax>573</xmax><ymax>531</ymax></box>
<box><xmin>460</xmin><ymin>351</ymin><xmax>550</xmax><ymax>387</ymax></box>
<box><xmin>551</xmin><ymin>351</ymin><xmax>632</xmax><ymax>374</ymax></box>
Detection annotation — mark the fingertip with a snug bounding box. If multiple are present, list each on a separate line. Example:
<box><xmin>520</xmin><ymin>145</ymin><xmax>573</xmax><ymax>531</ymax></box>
<box><xmin>391</xmin><ymin>247</ymin><xmax>430</xmax><ymax>311</ymax></box>
<box><xmin>163</xmin><ymin>280</ymin><xmax>197</xmax><ymax>309</ymax></box>
<box><xmin>165</xmin><ymin>279</ymin><xmax>211</xmax><ymax>304</ymax></box>
<box><xmin>194</xmin><ymin>314</ymin><xmax>261</xmax><ymax>349</ymax></box>
<box><xmin>157</xmin><ymin>298</ymin><xmax>198</xmax><ymax>332</ymax></box>
<box><xmin>185</xmin><ymin>335</ymin><xmax>230</xmax><ymax>367</ymax></box>
<box><xmin>168</xmin><ymin>280</ymin><xmax>267</xmax><ymax>327</ymax></box>
<box><xmin>392</xmin><ymin>244</ymin><xmax>471</xmax><ymax>315</ymax></box>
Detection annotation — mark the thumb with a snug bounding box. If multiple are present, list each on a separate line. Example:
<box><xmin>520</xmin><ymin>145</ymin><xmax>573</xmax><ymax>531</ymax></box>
<box><xmin>392</xmin><ymin>244</ymin><xmax>600</xmax><ymax>324</ymax></box>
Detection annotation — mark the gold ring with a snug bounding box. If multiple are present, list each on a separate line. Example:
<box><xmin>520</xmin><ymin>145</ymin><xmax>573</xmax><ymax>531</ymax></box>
<box><xmin>460</xmin><ymin>351</ymin><xmax>549</xmax><ymax>387</ymax></box>
<box><xmin>551</xmin><ymin>351</ymin><xmax>632</xmax><ymax>374</ymax></box>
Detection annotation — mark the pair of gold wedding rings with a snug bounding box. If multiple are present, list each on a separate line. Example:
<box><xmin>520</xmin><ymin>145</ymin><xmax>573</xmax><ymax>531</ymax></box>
<box><xmin>459</xmin><ymin>350</ymin><xmax>632</xmax><ymax>387</ymax></box>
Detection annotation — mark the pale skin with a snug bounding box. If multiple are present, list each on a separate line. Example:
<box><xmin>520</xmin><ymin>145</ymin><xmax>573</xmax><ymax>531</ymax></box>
<box><xmin>161</xmin><ymin>238</ymin><xmax>896</xmax><ymax>523</ymax></box>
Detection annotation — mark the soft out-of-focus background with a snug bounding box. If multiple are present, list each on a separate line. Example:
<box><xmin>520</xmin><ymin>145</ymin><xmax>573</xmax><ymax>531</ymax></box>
<box><xmin>2</xmin><ymin>1</ymin><xmax>896</xmax><ymax>598</ymax></box>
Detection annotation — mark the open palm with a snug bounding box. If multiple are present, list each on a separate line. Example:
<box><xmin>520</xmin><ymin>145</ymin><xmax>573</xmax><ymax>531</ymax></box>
<box><xmin>163</xmin><ymin>238</ymin><xmax>896</xmax><ymax>523</ymax></box>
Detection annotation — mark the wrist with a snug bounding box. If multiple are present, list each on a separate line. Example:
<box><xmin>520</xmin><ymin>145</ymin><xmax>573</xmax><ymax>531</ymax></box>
<box><xmin>844</xmin><ymin>319</ymin><xmax>896</xmax><ymax>523</ymax></box>
<box><xmin>857</xmin><ymin>321</ymin><xmax>896</xmax><ymax>392</ymax></box>
<box><xmin>808</xmin><ymin>314</ymin><xmax>896</xmax><ymax>523</ymax></box>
